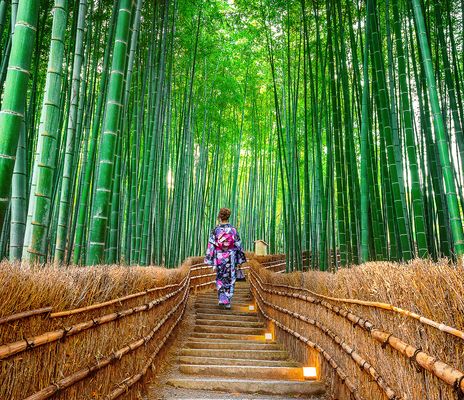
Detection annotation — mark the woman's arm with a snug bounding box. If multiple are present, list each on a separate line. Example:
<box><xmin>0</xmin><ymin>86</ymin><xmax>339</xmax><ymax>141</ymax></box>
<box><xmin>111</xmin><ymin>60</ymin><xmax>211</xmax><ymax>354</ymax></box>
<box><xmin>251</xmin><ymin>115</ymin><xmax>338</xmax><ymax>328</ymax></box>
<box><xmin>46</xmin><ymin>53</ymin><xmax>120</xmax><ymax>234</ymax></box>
<box><xmin>204</xmin><ymin>231</ymin><xmax>216</xmax><ymax>266</ymax></box>
<box><xmin>234</xmin><ymin>230</ymin><xmax>247</xmax><ymax>265</ymax></box>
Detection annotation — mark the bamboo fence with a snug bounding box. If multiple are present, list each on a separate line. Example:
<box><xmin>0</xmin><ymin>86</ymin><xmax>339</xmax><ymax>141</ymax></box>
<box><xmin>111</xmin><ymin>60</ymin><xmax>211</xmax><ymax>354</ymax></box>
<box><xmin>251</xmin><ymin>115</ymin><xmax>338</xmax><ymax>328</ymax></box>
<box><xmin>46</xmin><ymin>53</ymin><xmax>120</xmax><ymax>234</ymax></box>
<box><xmin>249</xmin><ymin>257</ymin><xmax>464</xmax><ymax>400</ymax></box>
<box><xmin>0</xmin><ymin>257</ymin><xmax>206</xmax><ymax>400</ymax></box>
<box><xmin>3</xmin><ymin>254</ymin><xmax>460</xmax><ymax>400</ymax></box>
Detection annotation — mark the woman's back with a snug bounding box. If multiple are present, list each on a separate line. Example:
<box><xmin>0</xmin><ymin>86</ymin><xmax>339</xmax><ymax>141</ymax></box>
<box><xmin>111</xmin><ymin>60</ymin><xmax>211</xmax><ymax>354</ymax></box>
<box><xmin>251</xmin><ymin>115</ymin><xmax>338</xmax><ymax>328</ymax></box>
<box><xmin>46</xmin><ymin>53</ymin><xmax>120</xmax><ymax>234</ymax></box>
<box><xmin>205</xmin><ymin>209</ymin><xmax>246</xmax><ymax>308</ymax></box>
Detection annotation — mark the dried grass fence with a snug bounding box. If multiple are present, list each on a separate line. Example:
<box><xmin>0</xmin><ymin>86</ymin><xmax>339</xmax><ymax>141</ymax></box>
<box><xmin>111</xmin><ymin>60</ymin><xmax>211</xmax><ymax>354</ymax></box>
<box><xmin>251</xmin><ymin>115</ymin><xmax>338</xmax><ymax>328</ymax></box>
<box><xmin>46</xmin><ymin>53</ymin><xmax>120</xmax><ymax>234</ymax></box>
<box><xmin>249</xmin><ymin>257</ymin><xmax>464</xmax><ymax>400</ymax></box>
<box><xmin>0</xmin><ymin>256</ymin><xmax>212</xmax><ymax>400</ymax></box>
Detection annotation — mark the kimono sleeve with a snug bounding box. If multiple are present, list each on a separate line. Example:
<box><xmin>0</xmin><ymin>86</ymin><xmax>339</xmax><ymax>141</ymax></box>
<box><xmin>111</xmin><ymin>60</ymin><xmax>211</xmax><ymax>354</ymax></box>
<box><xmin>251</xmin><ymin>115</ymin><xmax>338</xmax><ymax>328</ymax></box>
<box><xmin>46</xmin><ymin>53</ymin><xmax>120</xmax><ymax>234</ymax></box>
<box><xmin>204</xmin><ymin>230</ymin><xmax>216</xmax><ymax>266</ymax></box>
<box><xmin>234</xmin><ymin>230</ymin><xmax>247</xmax><ymax>265</ymax></box>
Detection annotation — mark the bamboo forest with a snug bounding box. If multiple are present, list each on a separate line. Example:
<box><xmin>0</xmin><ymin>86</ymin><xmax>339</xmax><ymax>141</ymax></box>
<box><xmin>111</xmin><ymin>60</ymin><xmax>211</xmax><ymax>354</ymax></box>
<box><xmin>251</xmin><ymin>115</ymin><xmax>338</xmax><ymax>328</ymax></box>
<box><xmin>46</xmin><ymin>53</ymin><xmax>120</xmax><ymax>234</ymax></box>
<box><xmin>4</xmin><ymin>1</ymin><xmax>464</xmax><ymax>400</ymax></box>
<box><xmin>0</xmin><ymin>0</ymin><xmax>462</xmax><ymax>270</ymax></box>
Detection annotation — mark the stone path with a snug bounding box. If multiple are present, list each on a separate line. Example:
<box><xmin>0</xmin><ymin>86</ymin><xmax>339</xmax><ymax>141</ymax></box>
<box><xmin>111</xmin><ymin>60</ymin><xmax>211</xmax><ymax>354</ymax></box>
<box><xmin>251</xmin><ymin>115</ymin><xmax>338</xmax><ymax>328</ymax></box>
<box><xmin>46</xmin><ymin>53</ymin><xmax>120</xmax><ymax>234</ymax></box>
<box><xmin>150</xmin><ymin>282</ymin><xmax>326</xmax><ymax>399</ymax></box>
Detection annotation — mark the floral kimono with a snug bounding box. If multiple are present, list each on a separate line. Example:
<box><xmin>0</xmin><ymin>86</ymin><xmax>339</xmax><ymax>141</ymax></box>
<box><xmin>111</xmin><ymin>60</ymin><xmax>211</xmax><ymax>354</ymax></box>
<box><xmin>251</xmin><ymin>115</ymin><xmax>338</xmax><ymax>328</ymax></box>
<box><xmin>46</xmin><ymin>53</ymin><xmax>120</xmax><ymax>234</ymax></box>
<box><xmin>204</xmin><ymin>224</ymin><xmax>246</xmax><ymax>305</ymax></box>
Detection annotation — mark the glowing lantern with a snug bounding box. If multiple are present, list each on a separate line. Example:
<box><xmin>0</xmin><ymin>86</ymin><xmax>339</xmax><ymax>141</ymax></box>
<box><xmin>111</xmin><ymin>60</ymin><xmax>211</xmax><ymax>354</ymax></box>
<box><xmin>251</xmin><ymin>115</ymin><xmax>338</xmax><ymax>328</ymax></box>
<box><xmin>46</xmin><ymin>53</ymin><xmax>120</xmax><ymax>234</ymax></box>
<box><xmin>303</xmin><ymin>367</ymin><xmax>317</xmax><ymax>379</ymax></box>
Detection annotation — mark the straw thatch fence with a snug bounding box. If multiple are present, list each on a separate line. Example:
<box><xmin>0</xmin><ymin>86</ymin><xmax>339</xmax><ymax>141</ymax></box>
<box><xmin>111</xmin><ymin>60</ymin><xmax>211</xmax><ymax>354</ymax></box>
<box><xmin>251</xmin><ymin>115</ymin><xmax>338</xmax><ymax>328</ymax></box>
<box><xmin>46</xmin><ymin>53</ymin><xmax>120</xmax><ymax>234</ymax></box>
<box><xmin>4</xmin><ymin>253</ymin><xmax>462</xmax><ymax>400</ymax></box>
<box><xmin>0</xmin><ymin>256</ymin><xmax>218</xmax><ymax>400</ymax></box>
<box><xmin>250</xmin><ymin>256</ymin><xmax>464</xmax><ymax>400</ymax></box>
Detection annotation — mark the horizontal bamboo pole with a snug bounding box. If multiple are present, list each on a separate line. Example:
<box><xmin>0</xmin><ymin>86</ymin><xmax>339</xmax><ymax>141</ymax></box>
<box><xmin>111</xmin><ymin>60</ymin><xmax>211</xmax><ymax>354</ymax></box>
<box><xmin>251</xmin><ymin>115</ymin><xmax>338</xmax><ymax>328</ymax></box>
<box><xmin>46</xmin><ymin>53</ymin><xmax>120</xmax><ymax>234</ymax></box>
<box><xmin>274</xmin><ymin>278</ymin><xmax>464</xmax><ymax>341</ymax></box>
<box><xmin>190</xmin><ymin>272</ymin><xmax>216</xmax><ymax>280</ymax></box>
<box><xmin>250</xmin><ymin>276</ymin><xmax>397</xmax><ymax>399</ymax></box>
<box><xmin>0</xmin><ymin>307</ymin><xmax>52</xmax><ymax>325</ymax></box>
<box><xmin>192</xmin><ymin>280</ymin><xmax>216</xmax><ymax>290</ymax></box>
<box><xmin>190</xmin><ymin>264</ymin><xmax>209</xmax><ymax>272</ymax></box>
<box><xmin>249</xmin><ymin>278</ymin><xmax>363</xmax><ymax>400</ymax></box>
<box><xmin>261</xmin><ymin>258</ymin><xmax>309</xmax><ymax>271</ymax></box>
<box><xmin>0</xmin><ymin>276</ymin><xmax>189</xmax><ymax>360</ymax></box>
<box><xmin>103</xmin><ymin>291</ymin><xmax>189</xmax><ymax>400</ymax></box>
<box><xmin>50</xmin><ymin>276</ymin><xmax>188</xmax><ymax>318</ymax></box>
<box><xmin>250</xmin><ymin>264</ymin><xmax>464</xmax><ymax>395</ymax></box>
<box><xmin>24</xmin><ymin>279</ymin><xmax>190</xmax><ymax>400</ymax></box>
<box><xmin>191</xmin><ymin>265</ymin><xmax>251</xmax><ymax>275</ymax></box>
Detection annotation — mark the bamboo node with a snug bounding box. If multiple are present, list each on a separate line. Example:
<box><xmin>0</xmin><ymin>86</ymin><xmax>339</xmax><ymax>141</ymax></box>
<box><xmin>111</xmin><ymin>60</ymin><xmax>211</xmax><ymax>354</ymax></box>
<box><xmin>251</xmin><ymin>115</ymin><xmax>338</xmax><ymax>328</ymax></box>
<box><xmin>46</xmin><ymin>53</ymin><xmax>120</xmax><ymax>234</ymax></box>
<box><xmin>381</xmin><ymin>333</ymin><xmax>393</xmax><ymax>349</ymax></box>
<box><xmin>360</xmin><ymin>360</ymin><xmax>368</xmax><ymax>371</ymax></box>
<box><xmin>51</xmin><ymin>381</ymin><xmax>61</xmax><ymax>393</ymax></box>
<box><xmin>409</xmin><ymin>348</ymin><xmax>423</xmax><ymax>373</ymax></box>
<box><xmin>453</xmin><ymin>375</ymin><xmax>464</xmax><ymax>400</ymax></box>
<box><xmin>62</xmin><ymin>326</ymin><xmax>72</xmax><ymax>339</ymax></box>
<box><xmin>24</xmin><ymin>336</ymin><xmax>35</xmax><ymax>350</ymax></box>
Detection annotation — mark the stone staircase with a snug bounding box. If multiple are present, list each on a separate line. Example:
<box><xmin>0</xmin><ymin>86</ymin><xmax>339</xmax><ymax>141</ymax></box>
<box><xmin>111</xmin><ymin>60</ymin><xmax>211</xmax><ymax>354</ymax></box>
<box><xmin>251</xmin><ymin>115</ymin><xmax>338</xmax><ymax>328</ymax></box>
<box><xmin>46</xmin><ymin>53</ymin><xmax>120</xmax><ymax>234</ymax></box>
<box><xmin>165</xmin><ymin>282</ymin><xmax>326</xmax><ymax>399</ymax></box>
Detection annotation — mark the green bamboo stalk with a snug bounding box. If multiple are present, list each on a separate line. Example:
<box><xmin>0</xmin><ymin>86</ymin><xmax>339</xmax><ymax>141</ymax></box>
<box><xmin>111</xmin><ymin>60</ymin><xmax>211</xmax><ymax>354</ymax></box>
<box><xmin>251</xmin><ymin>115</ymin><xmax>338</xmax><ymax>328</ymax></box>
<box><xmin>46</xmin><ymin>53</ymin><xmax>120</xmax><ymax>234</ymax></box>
<box><xmin>54</xmin><ymin>0</ymin><xmax>87</xmax><ymax>263</ymax></box>
<box><xmin>24</xmin><ymin>0</ymin><xmax>68</xmax><ymax>262</ymax></box>
<box><xmin>411</xmin><ymin>0</ymin><xmax>464</xmax><ymax>257</ymax></box>
<box><xmin>9</xmin><ymin>121</ymin><xmax>26</xmax><ymax>260</ymax></box>
<box><xmin>360</xmin><ymin>0</ymin><xmax>372</xmax><ymax>263</ymax></box>
<box><xmin>73</xmin><ymin>0</ymin><xmax>118</xmax><ymax>265</ymax></box>
<box><xmin>369</xmin><ymin>0</ymin><xmax>412</xmax><ymax>261</ymax></box>
<box><xmin>392</xmin><ymin>0</ymin><xmax>428</xmax><ymax>258</ymax></box>
<box><xmin>87</xmin><ymin>0</ymin><xmax>133</xmax><ymax>265</ymax></box>
<box><xmin>0</xmin><ymin>0</ymin><xmax>39</xmax><ymax>234</ymax></box>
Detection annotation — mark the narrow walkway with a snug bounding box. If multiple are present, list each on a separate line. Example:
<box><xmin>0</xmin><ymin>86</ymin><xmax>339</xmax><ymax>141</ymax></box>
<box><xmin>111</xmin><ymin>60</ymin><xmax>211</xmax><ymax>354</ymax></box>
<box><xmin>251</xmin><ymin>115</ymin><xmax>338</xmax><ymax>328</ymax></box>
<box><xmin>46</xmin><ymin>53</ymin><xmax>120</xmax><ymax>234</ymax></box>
<box><xmin>153</xmin><ymin>281</ymin><xmax>326</xmax><ymax>399</ymax></box>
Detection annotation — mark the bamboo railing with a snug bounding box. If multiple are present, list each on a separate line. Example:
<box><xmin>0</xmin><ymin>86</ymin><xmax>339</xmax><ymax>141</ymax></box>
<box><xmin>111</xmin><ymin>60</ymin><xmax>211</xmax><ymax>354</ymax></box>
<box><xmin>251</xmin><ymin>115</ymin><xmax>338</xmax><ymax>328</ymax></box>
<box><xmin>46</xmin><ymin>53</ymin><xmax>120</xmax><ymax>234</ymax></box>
<box><xmin>4</xmin><ymin>253</ymin><xmax>459</xmax><ymax>400</ymax></box>
<box><xmin>270</xmin><ymin>278</ymin><xmax>464</xmax><ymax>341</ymax></box>
<box><xmin>0</xmin><ymin>256</ymin><xmax>206</xmax><ymax>400</ymax></box>
<box><xmin>249</xmin><ymin>258</ymin><xmax>464</xmax><ymax>400</ymax></box>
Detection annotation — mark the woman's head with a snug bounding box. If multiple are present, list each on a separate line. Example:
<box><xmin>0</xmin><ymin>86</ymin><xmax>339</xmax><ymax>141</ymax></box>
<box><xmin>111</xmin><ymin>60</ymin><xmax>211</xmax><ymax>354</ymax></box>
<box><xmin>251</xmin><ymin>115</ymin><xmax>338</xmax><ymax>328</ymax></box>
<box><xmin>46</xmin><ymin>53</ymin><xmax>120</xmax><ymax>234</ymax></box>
<box><xmin>218</xmin><ymin>208</ymin><xmax>231</xmax><ymax>223</ymax></box>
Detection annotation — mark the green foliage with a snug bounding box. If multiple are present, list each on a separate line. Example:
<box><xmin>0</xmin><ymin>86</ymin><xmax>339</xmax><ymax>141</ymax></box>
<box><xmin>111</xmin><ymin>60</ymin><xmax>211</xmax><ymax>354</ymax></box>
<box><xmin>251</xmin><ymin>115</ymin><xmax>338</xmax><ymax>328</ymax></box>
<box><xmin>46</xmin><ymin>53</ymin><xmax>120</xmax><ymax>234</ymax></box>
<box><xmin>0</xmin><ymin>0</ymin><xmax>462</xmax><ymax>268</ymax></box>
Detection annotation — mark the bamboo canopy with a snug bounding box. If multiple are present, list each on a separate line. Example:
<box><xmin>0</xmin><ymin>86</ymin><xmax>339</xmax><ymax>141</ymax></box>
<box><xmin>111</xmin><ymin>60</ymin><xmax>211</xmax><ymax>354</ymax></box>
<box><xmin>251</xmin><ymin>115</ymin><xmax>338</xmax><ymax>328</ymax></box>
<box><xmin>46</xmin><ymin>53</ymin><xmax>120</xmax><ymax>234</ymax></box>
<box><xmin>0</xmin><ymin>0</ymin><xmax>460</xmax><ymax>268</ymax></box>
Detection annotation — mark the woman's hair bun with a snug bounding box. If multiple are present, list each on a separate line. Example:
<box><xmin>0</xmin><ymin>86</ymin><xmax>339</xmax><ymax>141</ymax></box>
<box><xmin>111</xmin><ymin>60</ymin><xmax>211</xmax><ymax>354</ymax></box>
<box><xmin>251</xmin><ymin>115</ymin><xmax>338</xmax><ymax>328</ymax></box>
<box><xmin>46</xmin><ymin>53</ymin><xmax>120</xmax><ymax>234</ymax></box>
<box><xmin>218</xmin><ymin>208</ymin><xmax>231</xmax><ymax>221</ymax></box>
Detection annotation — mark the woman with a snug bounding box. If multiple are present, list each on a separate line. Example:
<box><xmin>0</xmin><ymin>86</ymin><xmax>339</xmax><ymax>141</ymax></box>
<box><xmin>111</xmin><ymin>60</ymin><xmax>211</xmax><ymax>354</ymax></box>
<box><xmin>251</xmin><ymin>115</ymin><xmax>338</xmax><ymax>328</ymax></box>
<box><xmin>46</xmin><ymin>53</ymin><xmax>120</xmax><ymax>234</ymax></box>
<box><xmin>205</xmin><ymin>208</ymin><xmax>246</xmax><ymax>309</ymax></box>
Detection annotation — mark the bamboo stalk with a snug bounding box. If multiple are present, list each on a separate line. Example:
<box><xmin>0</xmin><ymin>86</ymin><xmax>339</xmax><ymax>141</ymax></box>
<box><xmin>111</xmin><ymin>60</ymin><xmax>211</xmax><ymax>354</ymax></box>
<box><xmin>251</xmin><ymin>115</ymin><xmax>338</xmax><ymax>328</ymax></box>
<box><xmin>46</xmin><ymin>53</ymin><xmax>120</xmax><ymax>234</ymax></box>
<box><xmin>50</xmin><ymin>276</ymin><xmax>188</xmax><ymax>318</ymax></box>
<box><xmin>0</xmin><ymin>306</ymin><xmax>52</xmax><ymax>325</ymax></box>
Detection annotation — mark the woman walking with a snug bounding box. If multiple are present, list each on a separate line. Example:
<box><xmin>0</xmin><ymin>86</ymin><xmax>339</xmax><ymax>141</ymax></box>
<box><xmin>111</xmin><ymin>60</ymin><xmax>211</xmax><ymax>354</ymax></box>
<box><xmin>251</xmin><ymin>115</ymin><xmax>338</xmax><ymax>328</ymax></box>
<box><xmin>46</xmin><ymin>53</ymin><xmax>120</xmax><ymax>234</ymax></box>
<box><xmin>205</xmin><ymin>208</ymin><xmax>246</xmax><ymax>309</ymax></box>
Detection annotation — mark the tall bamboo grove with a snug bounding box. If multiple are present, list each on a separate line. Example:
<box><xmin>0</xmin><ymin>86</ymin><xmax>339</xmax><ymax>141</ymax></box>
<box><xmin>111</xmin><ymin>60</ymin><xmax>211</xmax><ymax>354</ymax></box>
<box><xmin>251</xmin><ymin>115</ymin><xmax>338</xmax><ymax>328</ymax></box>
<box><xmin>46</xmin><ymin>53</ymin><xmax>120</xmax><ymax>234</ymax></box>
<box><xmin>0</xmin><ymin>0</ymin><xmax>461</xmax><ymax>270</ymax></box>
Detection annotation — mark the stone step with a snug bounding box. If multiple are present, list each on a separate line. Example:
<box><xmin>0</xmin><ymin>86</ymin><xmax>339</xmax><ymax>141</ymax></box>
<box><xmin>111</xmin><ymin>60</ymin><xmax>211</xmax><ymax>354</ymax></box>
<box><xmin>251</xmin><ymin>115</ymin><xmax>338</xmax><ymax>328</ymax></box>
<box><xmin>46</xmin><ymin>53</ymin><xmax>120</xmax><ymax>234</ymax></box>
<box><xmin>188</xmin><ymin>332</ymin><xmax>278</xmax><ymax>344</ymax></box>
<box><xmin>178</xmin><ymin>356</ymin><xmax>300</xmax><ymax>367</ymax></box>
<box><xmin>184</xmin><ymin>340</ymin><xmax>282</xmax><ymax>351</ymax></box>
<box><xmin>195</xmin><ymin>318</ymin><xmax>265</xmax><ymax>328</ymax></box>
<box><xmin>195</xmin><ymin>312</ymin><xmax>260</xmax><ymax>322</ymax></box>
<box><xmin>190</xmin><ymin>332</ymin><xmax>265</xmax><ymax>341</ymax></box>
<box><xmin>194</xmin><ymin>324</ymin><xmax>265</xmax><ymax>335</ymax></box>
<box><xmin>160</xmin><ymin>387</ymin><xmax>317</xmax><ymax>399</ymax></box>
<box><xmin>195</xmin><ymin>294</ymin><xmax>253</xmax><ymax>303</ymax></box>
<box><xmin>199</xmin><ymin>290</ymin><xmax>251</xmax><ymax>295</ymax></box>
<box><xmin>180</xmin><ymin>348</ymin><xmax>288</xmax><ymax>360</ymax></box>
<box><xmin>179</xmin><ymin>364</ymin><xmax>305</xmax><ymax>381</ymax></box>
<box><xmin>197</xmin><ymin>292</ymin><xmax>253</xmax><ymax>300</ymax></box>
<box><xmin>167</xmin><ymin>377</ymin><xmax>326</xmax><ymax>397</ymax></box>
<box><xmin>202</xmin><ymin>292</ymin><xmax>249</xmax><ymax>297</ymax></box>
<box><xmin>195</xmin><ymin>301</ymin><xmax>251</xmax><ymax>308</ymax></box>
<box><xmin>195</xmin><ymin>307</ymin><xmax>257</xmax><ymax>316</ymax></box>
